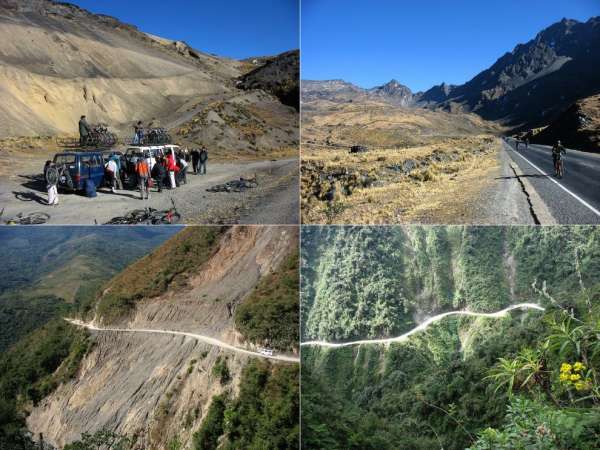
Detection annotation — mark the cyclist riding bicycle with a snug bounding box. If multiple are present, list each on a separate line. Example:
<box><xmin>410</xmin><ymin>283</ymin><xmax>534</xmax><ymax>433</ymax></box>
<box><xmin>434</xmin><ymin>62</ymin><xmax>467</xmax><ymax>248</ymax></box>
<box><xmin>552</xmin><ymin>140</ymin><xmax>566</xmax><ymax>177</ymax></box>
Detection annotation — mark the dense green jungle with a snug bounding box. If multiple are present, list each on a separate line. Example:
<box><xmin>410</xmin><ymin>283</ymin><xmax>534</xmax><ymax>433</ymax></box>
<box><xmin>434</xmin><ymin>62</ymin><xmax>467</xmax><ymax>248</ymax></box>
<box><xmin>301</xmin><ymin>226</ymin><xmax>600</xmax><ymax>449</ymax></box>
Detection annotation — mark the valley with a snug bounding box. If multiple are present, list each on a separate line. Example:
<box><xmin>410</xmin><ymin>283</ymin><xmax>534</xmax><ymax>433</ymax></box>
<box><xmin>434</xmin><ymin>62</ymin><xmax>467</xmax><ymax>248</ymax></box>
<box><xmin>301</xmin><ymin>16</ymin><xmax>600</xmax><ymax>225</ymax></box>
<box><xmin>0</xmin><ymin>226</ymin><xmax>299</xmax><ymax>450</ymax></box>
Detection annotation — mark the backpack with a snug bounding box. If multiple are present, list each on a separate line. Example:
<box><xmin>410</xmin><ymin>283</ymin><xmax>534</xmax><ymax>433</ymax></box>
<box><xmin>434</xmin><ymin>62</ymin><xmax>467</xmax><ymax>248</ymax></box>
<box><xmin>136</xmin><ymin>160</ymin><xmax>150</xmax><ymax>177</ymax></box>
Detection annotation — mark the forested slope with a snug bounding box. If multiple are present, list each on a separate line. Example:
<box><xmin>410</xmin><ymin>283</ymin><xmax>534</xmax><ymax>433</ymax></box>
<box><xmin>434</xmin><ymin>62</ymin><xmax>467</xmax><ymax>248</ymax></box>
<box><xmin>301</xmin><ymin>226</ymin><xmax>600</xmax><ymax>449</ymax></box>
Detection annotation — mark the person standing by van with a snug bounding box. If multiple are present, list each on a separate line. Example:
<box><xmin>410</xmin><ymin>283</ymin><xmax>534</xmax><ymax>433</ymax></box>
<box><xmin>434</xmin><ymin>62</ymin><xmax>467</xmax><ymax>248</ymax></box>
<box><xmin>198</xmin><ymin>147</ymin><xmax>208</xmax><ymax>175</ymax></box>
<box><xmin>133</xmin><ymin>121</ymin><xmax>144</xmax><ymax>145</ymax></box>
<box><xmin>104</xmin><ymin>158</ymin><xmax>118</xmax><ymax>193</ymax></box>
<box><xmin>166</xmin><ymin>151</ymin><xmax>177</xmax><ymax>189</ymax></box>
<box><xmin>135</xmin><ymin>157</ymin><xmax>151</xmax><ymax>200</ymax></box>
<box><xmin>44</xmin><ymin>160</ymin><xmax>59</xmax><ymax>206</ymax></box>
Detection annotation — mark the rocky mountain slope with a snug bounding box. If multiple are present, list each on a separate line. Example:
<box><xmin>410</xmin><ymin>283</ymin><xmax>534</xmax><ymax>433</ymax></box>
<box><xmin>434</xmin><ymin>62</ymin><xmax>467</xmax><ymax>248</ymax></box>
<box><xmin>303</xmin><ymin>17</ymin><xmax>599</xmax><ymax>135</ymax></box>
<box><xmin>429</xmin><ymin>17</ymin><xmax>600</xmax><ymax>129</ymax></box>
<box><xmin>531</xmin><ymin>93</ymin><xmax>600</xmax><ymax>151</ymax></box>
<box><xmin>302</xmin><ymin>78</ymin><xmax>414</xmax><ymax>106</ymax></box>
<box><xmin>0</xmin><ymin>0</ymin><xmax>298</xmax><ymax>157</ymax></box>
<box><xmin>238</xmin><ymin>49</ymin><xmax>299</xmax><ymax>110</ymax></box>
<box><xmin>26</xmin><ymin>226</ymin><xmax>299</xmax><ymax>449</ymax></box>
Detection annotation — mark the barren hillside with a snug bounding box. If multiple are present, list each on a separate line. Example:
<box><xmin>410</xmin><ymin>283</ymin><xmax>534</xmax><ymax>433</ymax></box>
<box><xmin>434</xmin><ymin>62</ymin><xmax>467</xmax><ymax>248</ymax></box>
<box><xmin>0</xmin><ymin>0</ymin><xmax>298</xmax><ymax>157</ymax></box>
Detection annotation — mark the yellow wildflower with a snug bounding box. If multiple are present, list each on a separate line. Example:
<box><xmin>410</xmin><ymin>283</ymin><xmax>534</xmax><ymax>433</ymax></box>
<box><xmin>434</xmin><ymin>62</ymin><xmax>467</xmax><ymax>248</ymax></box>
<box><xmin>570</xmin><ymin>374</ymin><xmax>581</xmax><ymax>381</ymax></box>
<box><xmin>573</xmin><ymin>362</ymin><xmax>586</xmax><ymax>372</ymax></box>
<box><xmin>559</xmin><ymin>373</ymin><xmax>569</xmax><ymax>382</ymax></box>
<box><xmin>574</xmin><ymin>381</ymin><xmax>589</xmax><ymax>391</ymax></box>
<box><xmin>560</xmin><ymin>363</ymin><xmax>572</xmax><ymax>373</ymax></box>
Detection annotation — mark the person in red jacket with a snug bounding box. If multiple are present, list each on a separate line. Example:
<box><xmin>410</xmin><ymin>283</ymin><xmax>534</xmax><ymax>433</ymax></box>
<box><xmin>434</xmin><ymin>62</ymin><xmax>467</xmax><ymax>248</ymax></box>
<box><xmin>166</xmin><ymin>151</ymin><xmax>177</xmax><ymax>189</ymax></box>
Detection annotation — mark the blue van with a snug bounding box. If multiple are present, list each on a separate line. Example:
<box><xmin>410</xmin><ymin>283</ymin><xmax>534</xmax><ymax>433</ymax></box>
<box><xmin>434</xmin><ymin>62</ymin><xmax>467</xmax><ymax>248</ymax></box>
<box><xmin>52</xmin><ymin>152</ymin><xmax>105</xmax><ymax>191</ymax></box>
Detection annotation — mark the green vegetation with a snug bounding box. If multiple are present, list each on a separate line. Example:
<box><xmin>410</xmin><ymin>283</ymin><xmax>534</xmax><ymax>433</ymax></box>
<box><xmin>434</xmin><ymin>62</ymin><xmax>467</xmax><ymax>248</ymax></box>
<box><xmin>0</xmin><ymin>320</ymin><xmax>90</xmax><ymax>449</ymax></box>
<box><xmin>0</xmin><ymin>227</ymin><xmax>178</xmax><ymax>449</ymax></box>
<box><xmin>212</xmin><ymin>356</ymin><xmax>231</xmax><ymax>385</ymax></box>
<box><xmin>96</xmin><ymin>227</ymin><xmax>225</xmax><ymax>322</ymax></box>
<box><xmin>301</xmin><ymin>226</ymin><xmax>600</xmax><ymax>449</ymax></box>
<box><xmin>63</xmin><ymin>428</ymin><xmax>131</xmax><ymax>450</ymax></box>
<box><xmin>0</xmin><ymin>227</ymin><xmax>174</xmax><ymax>351</ymax></box>
<box><xmin>235</xmin><ymin>249</ymin><xmax>299</xmax><ymax>351</ymax></box>
<box><xmin>193</xmin><ymin>394</ymin><xmax>227</xmax><ymax>450</ymax></box>
<box><xmin>193</xmin><ymin>360</ymin><xmax>299</xmax><ymax>450</ymax></box>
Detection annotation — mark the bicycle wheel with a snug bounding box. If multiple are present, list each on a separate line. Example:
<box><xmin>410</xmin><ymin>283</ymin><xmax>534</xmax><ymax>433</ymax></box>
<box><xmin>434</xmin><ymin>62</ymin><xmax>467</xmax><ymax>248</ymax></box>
<box><xmin>46</xmin><ymin>166</ymin><xmax>59</xmax><ymax>186</ymax></box>
<box><xmin>21</xmin><ymin>212</ymin><xmax>51</xmax><ymax>225</ymax></box>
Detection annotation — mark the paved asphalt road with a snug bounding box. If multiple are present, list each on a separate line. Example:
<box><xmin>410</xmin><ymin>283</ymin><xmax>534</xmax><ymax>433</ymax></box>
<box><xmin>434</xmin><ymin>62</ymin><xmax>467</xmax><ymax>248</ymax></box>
<box><xmin>504</xmin><ymin>139</ymin><xmax>600</xmax><ymax>224</ymax></box>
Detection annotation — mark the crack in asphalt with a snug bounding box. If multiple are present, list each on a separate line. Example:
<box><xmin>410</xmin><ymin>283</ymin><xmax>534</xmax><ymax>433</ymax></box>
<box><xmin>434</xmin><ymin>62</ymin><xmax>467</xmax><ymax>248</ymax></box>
<box><xmin>509</xmin><ymin>163</ymin><xmax>541</xmax><ymax>225</ymax></box>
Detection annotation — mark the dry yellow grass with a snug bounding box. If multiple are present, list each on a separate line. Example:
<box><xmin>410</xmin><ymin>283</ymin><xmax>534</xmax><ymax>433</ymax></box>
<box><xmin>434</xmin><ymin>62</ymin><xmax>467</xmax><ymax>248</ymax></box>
<box><xmin>301</xmin><ymin>136</ymin><xmax>501</xmax><ymax>224</ymax></box>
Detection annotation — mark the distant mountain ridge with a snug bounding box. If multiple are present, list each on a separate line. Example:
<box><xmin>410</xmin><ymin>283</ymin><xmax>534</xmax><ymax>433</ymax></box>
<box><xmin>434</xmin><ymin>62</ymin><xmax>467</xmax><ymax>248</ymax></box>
<box><xmin>302</xmin><ymin>78</ymin><xmax>415</xmax><ymax>106</ymax></box>
<box><xmin>302</xmin><ymin>16</ymin><xmax>600</xmax><ymax>130</ymax></box>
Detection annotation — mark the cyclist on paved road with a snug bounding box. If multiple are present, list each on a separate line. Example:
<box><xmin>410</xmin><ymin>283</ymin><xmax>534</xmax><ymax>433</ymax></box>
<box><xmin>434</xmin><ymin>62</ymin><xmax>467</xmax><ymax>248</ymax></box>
<box><xmin>552</xmin><ymin>140</ymin><xmax>566</xmax><ymax>177</ymax></box>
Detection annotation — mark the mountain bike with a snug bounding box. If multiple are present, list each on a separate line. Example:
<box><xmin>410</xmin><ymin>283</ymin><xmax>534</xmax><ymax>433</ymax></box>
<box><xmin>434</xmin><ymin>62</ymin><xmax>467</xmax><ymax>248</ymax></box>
<box><xmin>104</xmin><ymin>198</ymin><xmax>181</xmax><ymax>225</ymax></box>
<box><xmin>555</xmin><ymin>156</ymin><xmax>565</xmax><ymax>179</ymax></box>
<box><xmin>1</xmin><ymin>209</ymin><xmax>50</xmax><ymax>225</ymax></box>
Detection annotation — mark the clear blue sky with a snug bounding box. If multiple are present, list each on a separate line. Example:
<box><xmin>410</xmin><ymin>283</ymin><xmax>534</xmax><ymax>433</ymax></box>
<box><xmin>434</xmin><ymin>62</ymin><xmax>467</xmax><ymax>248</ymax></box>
<box><xmin>302</xmin><ymin>0</ymin><xmax>599</xmax><ymax>91</ymax></box>
<box><xmin>68</xmin><ymin>0</ymin><xmax>299</xmax><ymax>59</ymax></box>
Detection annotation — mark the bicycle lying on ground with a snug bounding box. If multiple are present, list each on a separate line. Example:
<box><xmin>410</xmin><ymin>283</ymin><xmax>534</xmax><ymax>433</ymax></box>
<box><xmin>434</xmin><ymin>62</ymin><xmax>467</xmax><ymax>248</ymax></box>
<box><xmin>104</xmin><ymin>198</ymin><xmax>181</xmax><ymax>225</ymax></box>
<box><xmin>206</xmin><ymin>176</ymin><xmax>258</xmax><ymax>193</ymax></box>
<box><xmin>0</xmin><ymin>208</ymin><xmax>50</xmax><ymax>225</ymax></box>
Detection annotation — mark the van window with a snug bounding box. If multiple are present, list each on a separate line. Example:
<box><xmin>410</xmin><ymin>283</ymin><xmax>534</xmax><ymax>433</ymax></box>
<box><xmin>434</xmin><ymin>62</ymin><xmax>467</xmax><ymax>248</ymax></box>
<box><xmin>80</xmin><ymin>155</ymin><xmax>93</xmax><ymax>167</ymax></box>
<box><xmin>54</xmin><ymin>155</ymin><xmax>76</xmax><ymax>165</ymax></box>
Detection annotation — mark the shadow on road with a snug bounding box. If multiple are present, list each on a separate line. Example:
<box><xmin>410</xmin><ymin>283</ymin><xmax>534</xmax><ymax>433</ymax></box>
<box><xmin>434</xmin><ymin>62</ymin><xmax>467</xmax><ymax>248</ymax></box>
<box><xmin>12</xmin><ymin>191</ymin><xmax>47</xmax><ymax>205</ymax></box>
<box><xmin>18</xmin><ymin>174</ymin><xmax>47</xmax><ymax>193</ymax></box>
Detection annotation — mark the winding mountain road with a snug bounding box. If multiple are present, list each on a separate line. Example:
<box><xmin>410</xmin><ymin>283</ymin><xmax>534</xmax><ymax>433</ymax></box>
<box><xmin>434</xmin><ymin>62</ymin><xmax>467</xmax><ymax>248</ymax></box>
<box><xmin>301</xmin><ymin>303</ymin><xmax>545</xmax><ymax>348</ymax></box>
<box><xmin>504</xmin><ymin>139</ymin><xmax>600</xmax><ymax>224</ymax></box>
<box><xmin>66</xmin><ymin>319</ymin><xmax>299</xmax><ymax>363</ymax></box>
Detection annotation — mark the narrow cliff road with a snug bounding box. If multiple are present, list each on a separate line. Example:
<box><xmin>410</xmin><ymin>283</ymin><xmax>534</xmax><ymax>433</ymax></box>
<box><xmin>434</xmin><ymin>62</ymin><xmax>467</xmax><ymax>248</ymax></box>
<box><xmin>67</xmin><ymin>319</ymin><xmax>299</xmax><ymax>363</ymax></box>
<box><xmin>301</xmin><ymin>303</ymin><xmax>545</xmax><ymax>348</ymax></box>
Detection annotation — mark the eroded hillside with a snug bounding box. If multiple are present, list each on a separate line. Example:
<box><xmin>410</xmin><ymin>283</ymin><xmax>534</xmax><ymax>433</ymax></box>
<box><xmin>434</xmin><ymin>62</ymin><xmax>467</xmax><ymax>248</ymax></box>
<box><xmin>0</xmin><ymin>0</ymin><xmax>298</xmax><ymax>159</ymax></box>
<box><xmin>25</xmin><ymin>226</ymin><xmax>299</xmax><ymax>449</ymax></box>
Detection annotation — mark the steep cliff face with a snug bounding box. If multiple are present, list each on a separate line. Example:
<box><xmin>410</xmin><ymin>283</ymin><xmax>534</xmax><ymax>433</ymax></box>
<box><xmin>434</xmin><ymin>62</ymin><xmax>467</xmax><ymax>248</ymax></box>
<box><xmin>301</xmin><ymin>226</ymin><xmax>600</xmax><ymax>450</ymax></box>
<box><xmin>27</xmin><ymin>226</ymin><xmax>299</xmax><ymax>449</ymax></box>
<box><xmin>301</xmin><ymin>226</ymin><xmax>600</xmax><ymax>341</ymax></box>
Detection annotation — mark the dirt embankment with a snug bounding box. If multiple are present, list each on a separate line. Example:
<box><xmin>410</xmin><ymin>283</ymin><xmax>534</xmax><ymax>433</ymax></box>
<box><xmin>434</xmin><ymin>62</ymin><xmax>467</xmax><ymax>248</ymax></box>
<box><xmin>27</xmin><ymin>226</ymin><xmax>298</xmax><ymax>449</ymax></box>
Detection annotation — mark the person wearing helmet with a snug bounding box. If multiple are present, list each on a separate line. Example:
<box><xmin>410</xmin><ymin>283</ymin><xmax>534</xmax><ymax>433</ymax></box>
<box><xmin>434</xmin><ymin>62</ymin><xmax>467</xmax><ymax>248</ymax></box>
<box><xmin>552</xmin><ymin>140</ymin><xmax>566</xmax><ymax>177</ymax></box>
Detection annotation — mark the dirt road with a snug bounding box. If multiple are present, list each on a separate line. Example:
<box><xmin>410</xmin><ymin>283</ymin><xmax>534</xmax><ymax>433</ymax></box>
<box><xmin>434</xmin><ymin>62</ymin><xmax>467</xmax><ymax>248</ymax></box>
<box><xmin>0</xmin><ymin>158</ymin><xmax>298</xmax><ymax>224</ymax></box>
<box><xmin>301</xmin><ymin>303</ymin><xmax>545</xmax><ymax>347</ymax></box>
<box><xmin>67</xmin><ymin>319</ymin><xmax>299</xmax><ymax>363</ymax></box>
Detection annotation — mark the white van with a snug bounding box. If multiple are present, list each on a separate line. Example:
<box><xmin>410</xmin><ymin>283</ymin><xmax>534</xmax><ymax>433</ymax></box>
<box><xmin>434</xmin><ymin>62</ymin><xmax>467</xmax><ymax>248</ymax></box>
<box><xmin>259</xmin><ymin>348</ymin><xmax>274</xmax><ymax>356</ymax></box>
<box><xmin>125</xmin><ymin>145</ymin><xmax>162</xmax><ymax>171</ymax></box>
